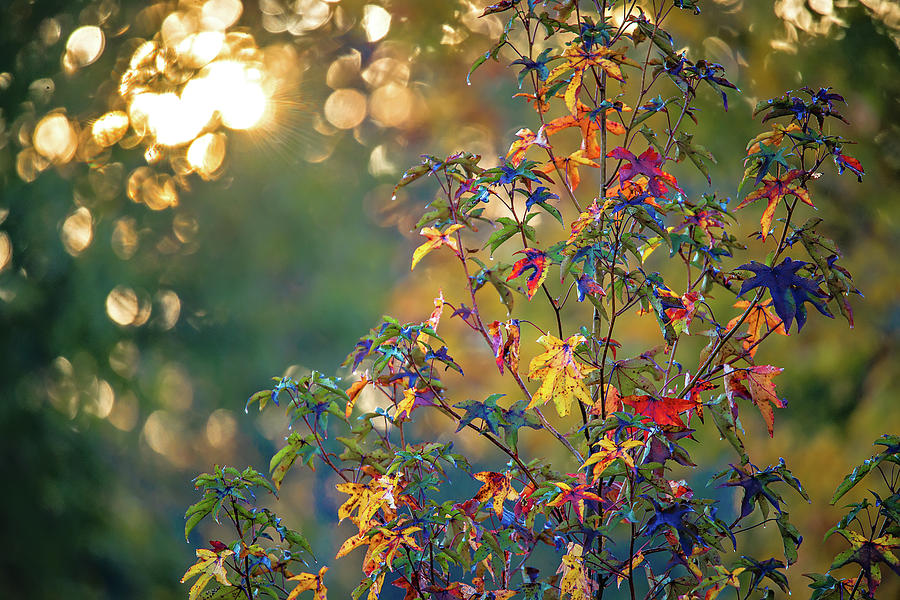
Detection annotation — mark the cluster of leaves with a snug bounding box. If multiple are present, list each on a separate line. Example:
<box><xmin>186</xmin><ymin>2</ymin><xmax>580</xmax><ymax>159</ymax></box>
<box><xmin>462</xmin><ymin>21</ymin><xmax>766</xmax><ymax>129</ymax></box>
<box><xmin>182</xmin><ymin>2</ymin><xmax>885</xmax><ymax>600</ymax></box>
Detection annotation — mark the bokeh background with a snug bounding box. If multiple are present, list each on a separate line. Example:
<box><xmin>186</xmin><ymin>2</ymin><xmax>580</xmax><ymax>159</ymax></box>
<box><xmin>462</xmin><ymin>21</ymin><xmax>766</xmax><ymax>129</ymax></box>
<box><xmin>0</xmin><ymin>1</ymin><xmax>898</xmax><ymax>598</ymax></box>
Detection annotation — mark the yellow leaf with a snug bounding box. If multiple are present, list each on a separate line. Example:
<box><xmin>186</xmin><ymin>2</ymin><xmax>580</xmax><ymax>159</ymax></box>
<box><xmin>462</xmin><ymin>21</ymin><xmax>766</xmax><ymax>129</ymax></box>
<box><xmin>473</xmin><ymin>471</ymin><xmax>519</xmax><ymax>517</ymax></box>
<box><xmin>410</xmin><ymin>224</ymin><xmax>464</xmax><ymax>270</ymax></box>
<box><xmin>558</xmin><ymin>543</ymin><xmax>592</xmax><ymax>600</ymax></box>
<box><xmin>287</xmin><ymin>566</ymin><xmax>328</xmax><ymax>600</ymax></box>
<box><xmin>616</xmin><ymin>551</ymin><xmax>644</xmax><ymax>589</ymax></box>
<box><xmin>527</xmin><ymin>334</ymin><xmax>593</xmax><ymax>417</ymax></box>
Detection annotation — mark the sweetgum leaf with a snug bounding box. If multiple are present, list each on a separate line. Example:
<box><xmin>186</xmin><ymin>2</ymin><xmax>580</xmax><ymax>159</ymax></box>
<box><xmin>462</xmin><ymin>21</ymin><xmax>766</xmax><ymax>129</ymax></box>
<box><xmin>737</xmin><ymin>257</ymin><xmax>831</xmax><ymax>332</ymax></box>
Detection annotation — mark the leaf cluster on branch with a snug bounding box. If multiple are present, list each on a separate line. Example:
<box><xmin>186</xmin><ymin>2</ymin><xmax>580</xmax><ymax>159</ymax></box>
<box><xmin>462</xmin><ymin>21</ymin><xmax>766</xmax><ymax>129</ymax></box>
<box><xmin>181</xmin><ymin>2</ymin><xmax>894</xmax><ymax>600</ymax></box>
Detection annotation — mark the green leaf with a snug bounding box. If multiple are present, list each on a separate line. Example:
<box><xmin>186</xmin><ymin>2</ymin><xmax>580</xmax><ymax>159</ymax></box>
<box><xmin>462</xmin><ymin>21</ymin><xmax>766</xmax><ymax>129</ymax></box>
<box><xmin>269</xmin><ymin>432</ymin><xmax>309</xmax><ymax>490</ymax></box>
<box><xmin>776</xmin><ymin>512</ymin><xmax>802</xmax><ymax>564</ymax></box>
<box><xmin>467</xmin><ymin>52</ymin><xmax>491</xmax><ymax>86</ymax></box>
<box><xmin>831</xmin><ymin>457</ymin><xmax>878</xmax><ymax>505</ymax></box>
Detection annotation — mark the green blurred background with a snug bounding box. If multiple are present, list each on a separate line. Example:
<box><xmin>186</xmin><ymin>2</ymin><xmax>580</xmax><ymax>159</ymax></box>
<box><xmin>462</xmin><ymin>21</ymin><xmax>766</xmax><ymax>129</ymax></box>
<box><xmin>0</xmin><ymin>1</ymin><xmax>897</xmax><ymax>598</ymax></box>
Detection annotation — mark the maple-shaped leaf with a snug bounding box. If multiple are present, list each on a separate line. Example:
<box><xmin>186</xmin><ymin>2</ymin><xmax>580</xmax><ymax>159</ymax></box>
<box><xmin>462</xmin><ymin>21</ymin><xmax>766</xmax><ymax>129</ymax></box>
<box><xmin>506</xmin><ymin>249</ymin><xmax>548</xmax><ymax>300</ymax></box>
<box><xmin>286</xmin><ymin>566</ymin><xmax>328</xmax><ymax>600</ymax></box>
<box><xmin>181</xmin><ymin>547</ymin><xmax>233</xmax><ymax>600</ymax></box>
<box><xmin>366</xmin><ymin>525</ymin><xmax>424</xmax><ymax>575</ymax></box>
<box><xmin>582</xmin><ymin>438</ymin><xmax>644</xmax><ymax>481</ymax></box>
<box><xmin>830</xmin><ymin>531</ymin><xmax>900</xmax><ymax>596</ymax></box>
<box><xmin>335</xmin><ymin>474</ymin><xmax>401</xmax><ymax>527</ymax></box>
<box><xmin>735</xmin><ymin>170</ymin><xmax>812</xmax><ymax>239</ymax></box>
<box><xmin>546</xmin><ymin>482</ymin><xmax>602</xmax><ymax>523</ymax></box>
<box><xmin>499</xmin><ymin>400</ymin><xmax>541</xmax><ymax>449</ymax></box>
<box><xmin>664</xmin><ymin>291</ymin><xmax>701</xmax><ymax>334</ymax></box>
<box><xmin>718</xmin><ymin>463</ymin><xmax>786</xmax><ymax>522</ymax></box>
<box><xmin>622</xmin><ymin>394</ymin><xmax>700</xmax><ymax>429</ymax></box>
<box><xmin>737</xmin><ymin>258</ymin><xmax>832</xmax><ymax>332</ymax></box>
<box><xmin>425</xmin><ymin>290</ymin><xmax>444</xmax><ymax>332</ymax></box>
<box><xmin>473</xmin><ymin>471</ymin><xmax>519</xmax><ymax>517</ymax></box>
<box><xmin>543</xmin><ymin>100</ymin><xmax>631</xmax><ymax>159</ymax></box>
<box><xmin>805</xmin><ymin>573</ymin><xmax>857</xmax><ymax>600</ymax></box>
<box><xmin>535</xmin><ymin>148</ymin><xmax>599</xmax><ymax>191</ymax></box>
<box><xmin>396</xmin><ymin>387</ymin><xmax>435</xmax><ymax>421</ymax></box>
<box><xmin>527</xmin><ymin>334</ymin><xmax>593</xmax><ymax>417</ymax></box>
<box><xmin>411</xmin><ymin>224</ymin><xmax>464</xmax><ymax>270</ymax></box>
<box><xmin>557</xmin><ymin>544</ymin><xmax>592</xmax><ymax>600</ymax></box>
<box><xmin>567</xmin><ymin>200</ymin><xmax>604</xmax><ymax>243</ymax></box>
<box><xmin>744</xmin><ymin>141</ymin><xmax>792</xmax><ymax>184</ymax></box>
<box><xmin>545</xmin><ymin>44</ymin><xmax>625</xmax><ymax>115</ymax></box>
<box><xmin>642</xmin><ymin>497</ymin><xmax>701</xmax><ymax>556</ymax></box>
<box><xmin>726</xmin><ymin>299</ymin><xmax>787</xmax><ymax>358</ymax></box>
<box><xmin>608</xmin><ymin>146</ymin><xmax>683</xmax><ymax>198</ymax></box>
<box><xmin>510</xmin><ymin>47</ymin><xmax>554</xmax><ymax>88</ymax></box>
<box><xmin>746</xmin><ymin>122</ymin><xmax>802</xmax><ymax>155</ymax></box>
<box><xmin>505</xmin><ymin>127</ymin><xmax>550</xmax><ymax>166</ymax></box>
<box><xmin>723</xmin><ymin>364</ymin><xmax>785</xmax><ymax>437</ymax></box>
<box><xmin>454</xmin><ymin>394</ymin><xmax>504</xmax><ymax>436</ymax></box>
<box><xmin>735</xmin><ymin>557</ymin><xmax>789</xmax><ymax>595</ymax></box>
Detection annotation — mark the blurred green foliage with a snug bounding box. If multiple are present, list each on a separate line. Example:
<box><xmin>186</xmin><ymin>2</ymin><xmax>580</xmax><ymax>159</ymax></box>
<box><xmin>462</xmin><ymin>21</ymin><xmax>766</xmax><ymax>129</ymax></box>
<box><xmin>0</xmin><ymin>1</ymin><xmax>897</xmax><ymax>598</ymax></box>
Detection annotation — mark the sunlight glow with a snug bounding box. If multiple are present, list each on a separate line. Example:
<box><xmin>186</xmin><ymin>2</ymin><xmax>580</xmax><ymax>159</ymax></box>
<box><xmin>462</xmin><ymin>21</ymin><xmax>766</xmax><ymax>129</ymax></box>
<box><xmin>202</xmin><ymin>61</ymin><xmax>270</xmax><ymax>130</ymax></box>
<box><xmin>65</xmin><ymin>26</ymin><xmax>105</xmax><ymax>72</ymax></box>
<box><xmin>362</xmin><ymin>4</ymin><xmax>392</xmax><ymax>43</ymax></box>
<box><xmin>92</xmin><ymin>111</ymin><xmax>130</xmax><ymax>147</ymax></box>
<box><xmin>61</xmin><ymin>207</ymin><xmax>93</xmax><ymax>256</ymax></box>
<box><xmin>33</xmin><ymin>113</ymin><xmax>77</xmax><ymax>163</ymax></box>
<box><xmin>0</xmin><ymin>232</ymin><xmax>11</xmax><ymax>272</ymax></box>
<box><xmin>187</xmin><ymin>132</ymin><xmax>226</xmax><ymax>177</ymax></box>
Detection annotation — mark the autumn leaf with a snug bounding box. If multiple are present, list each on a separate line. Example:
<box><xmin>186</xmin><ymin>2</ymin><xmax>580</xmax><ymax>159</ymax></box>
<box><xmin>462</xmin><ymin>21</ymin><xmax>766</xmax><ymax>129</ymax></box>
<box><xmin>425</xmin><ymin>290</ymin><xmax>444</xmax><ymax>332</ymax></box>
<box><xmin>664</xmin><ymin>291</ymin><xmax>701</xmax><ymax>334</ymax></box>
<box><xmin>546</xmin><ymin>482</ymin><xmax>602</xmax><ymax>523</ymax></box>
<box><xmin>616</xmin><ymin>552</ymin><xmax>644</xmax><ymax>589</ymax></box>
<box><xmin>472</xmin><ymin>471</ymin><xmax>519</xmax><ymax>517</ymax></box>
<box><xmin>830</xmin><ymin>530</ymin><xmax>900</xmax><ymax>595</ymax></box>
<box><xmin>546</xmin><ymin>45</ymin><xmax>625</xmax><ymax>115</ymax></box>
<box><xmin>506</xmin><ymin>248</ymin><xmax>549</xmax><ymax>300</ymax></box>
<box><xmin>336</xmin><ymin>474</ymin><xmax>401</xmax><ymax>528</ymax></box>
<box><xmin>833</xmin><ymin>148</ymin><xmax>864</xmax><ymax>182</ymax></box>
<box><xmin>535</xmin><ymin>148</ymin><xmax>600</xmax><ymax>191</ymax></box>
<box><xmin>411</xmin><ymin>224</ymin><xmax>464</xmax><ymax>270</ymax></box>
<box><xmin>735</xmin><ymin>170</ymin><xmax>812</xmax><ymax>239</ymax></box>
<box><xmin>396</xmin><ymin>387</ymin><xmax>434</xmax><ymax>421</ymax></box>
<box><xmin>506</xmin><ymin>127</ymin><xmax>549</xmax><ymax>166</ymax></box>
<box><xmin>557</xmin><ymin>543</ymin><xmax>592</xmax><ymax>600</ymax></box>
<box><xmin>487</xmin><ymin>320</ymin><xmax>521</xmax><ymax>374</ymax></box>
<box><xmin>543</xmin><ymin>101</ymin><xmax>631</xmax><ymax>159</ymax></box>
<box><xmin>622</xmin><ymin>394</ymin><xmax>700</xmax><ymax>429</ymax></box>
<box><xmin>608</xmin><ymin>146</ymin><xmax>683</xmax><ymax>198</ymax></box>
<box><xmin>582</xmin><ymin>438</ymin><xmax>644</xmax><ymax>482</ymax></box>
<box><xmin>726</xmin><ymin>299</ymin><xmax>787</xmax><ymax>357</ymax></box>
<box><xmin>286</xmin><ymin>566</ymin><xmax>328</xmax><ymax>600</ymax></box>
<box><xmin>589</xmin><ymin>382</ymin><xmax>622</xmax><ymax>417</ymax></box>
<box><xmin>345</xmin><ymin>376</ymin><xmax>370</xmax><ymax>418</ymax></box>
<box><xmin>366</xmin><ymin>525</ymin><xmax>424</xmax><ymax>575</ymax></box>
<box><xmin>723</xmin><ymin>364</ymin><xmax>785</xmax><ymax>437</ymax></box>
<box><xmin>527</xmin><ymin>334</ymin><xmax>593</xmax><ymax>417</ymax></box>
<box><xmin>181</xmin><ymin>548</ymin><xmax>233</xmax><ymax>600</ymax></box>
<box><xmin>745</xmin><ymin>122</ymin><xmax>802</xmax><ymax>155</ymax></box>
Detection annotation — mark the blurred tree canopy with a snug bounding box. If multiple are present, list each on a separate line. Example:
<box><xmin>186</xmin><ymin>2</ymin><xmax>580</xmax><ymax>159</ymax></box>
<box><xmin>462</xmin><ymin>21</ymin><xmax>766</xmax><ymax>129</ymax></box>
<box><xmin>0</xmin><ymin>1</ymin><xmax>897</xmax><ymax>598</ymax></box>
